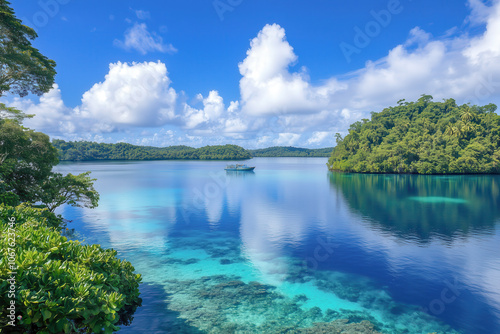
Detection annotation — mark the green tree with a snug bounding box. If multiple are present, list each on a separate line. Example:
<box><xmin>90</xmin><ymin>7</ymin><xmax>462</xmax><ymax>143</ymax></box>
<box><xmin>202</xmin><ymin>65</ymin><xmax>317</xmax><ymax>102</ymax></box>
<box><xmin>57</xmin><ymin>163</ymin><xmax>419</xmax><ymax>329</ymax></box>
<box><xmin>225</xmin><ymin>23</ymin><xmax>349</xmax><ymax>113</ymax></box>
<box><xmin>0</xmin><ymin>102</ymin><xmax>33</xmax><ymax>123</ymax></box>
<box><xmin>39</xmin><ymin>171</ymin><xmax>100</xmax><ymax>212</ymax></box>
<box><xmin>0</xmin><ymin>0</ymin><xmax>57</xmax><ymax>97</ymax></box>
<box><xmin>0</xmin><ymin>119</ymin><xmax>59</xmax><ymax>202</ymax></box>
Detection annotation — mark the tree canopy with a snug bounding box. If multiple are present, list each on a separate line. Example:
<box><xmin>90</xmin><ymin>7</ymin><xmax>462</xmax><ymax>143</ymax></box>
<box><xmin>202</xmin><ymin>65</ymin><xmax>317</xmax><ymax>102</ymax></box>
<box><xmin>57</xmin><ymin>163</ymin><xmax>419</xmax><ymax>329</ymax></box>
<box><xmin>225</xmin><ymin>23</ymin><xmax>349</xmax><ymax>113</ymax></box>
<box><xmin>328</xmin><ymin>96</ymin><xmax>500</xmax><ymax>174</ymax></box>
<box><xmin>0</xmin><ymin>118</ymin><xmax>59</xmax><ymax>202</ymax></box>
<box><xmin>250</xmin><ymin>146</ymin><xmax>333</xmax><ymax>157</ymax></box>
<box><xmin>0</xmin><ymin>102</ymin><xmax>33</xmax><ymax>123</ymax></box>
<box><xmin>0</xmin><ymin>0</ymin><xmax>57</xmax><ymax>97</ymax></box>
<box><xmin>52</xmin><ymin>140</ymin><xmax>253</xmax><ymax>161</ymax></box>
<box><xmin>39</xmin><ymin>171</ymin><xmax>100</xmax><ymax>213</ymax></box>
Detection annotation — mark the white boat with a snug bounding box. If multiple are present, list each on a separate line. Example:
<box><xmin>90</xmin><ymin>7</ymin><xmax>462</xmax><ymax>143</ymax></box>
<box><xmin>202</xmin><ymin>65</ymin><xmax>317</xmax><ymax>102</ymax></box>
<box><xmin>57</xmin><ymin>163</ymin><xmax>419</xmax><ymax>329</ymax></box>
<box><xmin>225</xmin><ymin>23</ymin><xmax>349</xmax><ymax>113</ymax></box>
<box><xmin>224</xmin><ymin>164</ymin><xmax>255</xmax><ymax>171</ymax></box>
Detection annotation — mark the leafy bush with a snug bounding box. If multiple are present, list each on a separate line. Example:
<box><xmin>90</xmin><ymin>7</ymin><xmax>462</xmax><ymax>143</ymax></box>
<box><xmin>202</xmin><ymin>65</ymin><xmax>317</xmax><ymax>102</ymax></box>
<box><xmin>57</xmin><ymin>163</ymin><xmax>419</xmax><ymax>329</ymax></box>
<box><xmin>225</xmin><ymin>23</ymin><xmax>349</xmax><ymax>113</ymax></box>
<box><xmin>0</xmin><ymin>204</ymin><xmax>142</xmax><ymax>333</ymax></box>
<box><xmin>0</xmin><ymin>203</ymin><xmax>63</xmax><ymax>230</ymax></box>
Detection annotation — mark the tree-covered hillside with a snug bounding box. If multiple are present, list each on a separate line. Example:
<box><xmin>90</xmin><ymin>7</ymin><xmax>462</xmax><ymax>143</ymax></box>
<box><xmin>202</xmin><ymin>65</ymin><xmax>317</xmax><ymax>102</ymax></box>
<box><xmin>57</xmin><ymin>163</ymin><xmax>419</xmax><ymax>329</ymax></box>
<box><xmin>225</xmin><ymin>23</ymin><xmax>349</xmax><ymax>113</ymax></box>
<box><xmin>53</xmin><ymin>140</ymin><xmax>252</xmax><ymax>161</ymax></box>
<box><xmin>251</xmin><ymin>146</ymin><xmax>333</xmax><ymax>157</ymax></box>
<box><xmin>328</xmin><ymin>95</ymin><xmax>500</xmax><ymax>174</ymax></box>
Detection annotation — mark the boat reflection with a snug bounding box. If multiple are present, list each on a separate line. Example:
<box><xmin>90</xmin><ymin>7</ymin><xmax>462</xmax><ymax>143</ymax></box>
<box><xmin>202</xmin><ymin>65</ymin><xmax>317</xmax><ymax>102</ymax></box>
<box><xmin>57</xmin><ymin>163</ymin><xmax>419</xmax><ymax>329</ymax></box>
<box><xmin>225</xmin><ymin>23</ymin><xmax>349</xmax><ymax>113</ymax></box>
<box><xmin>225</xmin><ymin>170</ymin><xmax>256</xmax><ymax>177</ymax></box>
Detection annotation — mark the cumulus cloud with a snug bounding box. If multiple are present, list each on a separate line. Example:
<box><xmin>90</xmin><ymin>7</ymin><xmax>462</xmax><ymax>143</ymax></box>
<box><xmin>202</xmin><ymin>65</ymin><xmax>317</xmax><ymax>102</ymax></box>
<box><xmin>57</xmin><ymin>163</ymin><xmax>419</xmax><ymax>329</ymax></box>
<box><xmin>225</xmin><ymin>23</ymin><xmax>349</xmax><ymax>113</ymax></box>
<box><xmin>10</xmin><ymin>62</ymin><xmax>179</xmax><ymax>136</ymax></box>
<box><xmin>275</xmin><ymin>133</ymin><xmax>301</xmax><ymax>146</ymax></box>
<box><xmin>183</xmin><ymin>91</ymin><xmax>225</xmax><ymax>129</ymax></box>
<box><xmin>464</xmin><ymin>1</ymin><xmax>500</xmax><ymax>63</ymax></box>
<box><xmin>238</xmin><ymin>24</ymin><xmax>338</xmax><ymax>116</ymax></box>
<box><xmin>307</xmin><ymin>131</ymin><xmax>331</xmax><ymax>145</ymax></box>
<box><xmin>77</xmin><ymin>61</ymin><xmax>178</xmax><ymax>129</ymax></box>
<box><xmin>10</xmin><ymin>84</ymin><xmax>76</xmax><ymax>134</ymax></box>
<box><xmin>182</xmin><ymin>91</ymin><xmax>250</xmax><ymax>138</ymax></box>
<box><xmin>114</xmin><ymin>23</ymin><xmax>177</xmax><ymax>55</ymax></box>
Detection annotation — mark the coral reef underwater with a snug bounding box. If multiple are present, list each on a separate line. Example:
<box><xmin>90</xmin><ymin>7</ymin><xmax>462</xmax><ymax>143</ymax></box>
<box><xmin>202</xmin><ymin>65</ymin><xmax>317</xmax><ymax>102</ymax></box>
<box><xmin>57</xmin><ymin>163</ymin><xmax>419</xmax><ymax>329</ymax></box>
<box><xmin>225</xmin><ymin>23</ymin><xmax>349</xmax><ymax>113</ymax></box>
<box><xmin>129</xmin><ymin>231</ymin><xmax>461</xmax><ymax>334</ymax></box>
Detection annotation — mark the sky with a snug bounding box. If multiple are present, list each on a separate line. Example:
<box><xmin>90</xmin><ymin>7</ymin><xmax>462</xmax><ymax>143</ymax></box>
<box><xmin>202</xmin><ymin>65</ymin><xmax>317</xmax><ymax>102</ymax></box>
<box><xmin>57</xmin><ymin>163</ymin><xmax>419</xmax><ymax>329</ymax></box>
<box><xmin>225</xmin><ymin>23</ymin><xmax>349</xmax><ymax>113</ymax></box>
<box><xmin>3</xmin><ymin>0</ymin><xmax>500</xmax><ymax>148</ymax></box>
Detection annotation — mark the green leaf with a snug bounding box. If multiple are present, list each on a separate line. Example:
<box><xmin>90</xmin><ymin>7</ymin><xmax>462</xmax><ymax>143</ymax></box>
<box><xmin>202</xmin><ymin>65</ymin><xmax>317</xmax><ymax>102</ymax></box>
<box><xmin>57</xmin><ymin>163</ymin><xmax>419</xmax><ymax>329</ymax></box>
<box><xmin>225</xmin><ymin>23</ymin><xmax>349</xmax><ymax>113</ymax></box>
<box><xmin>42</xmin><ymin>309</ymin><xmax>52</xmax><ymax>320</ymax></box>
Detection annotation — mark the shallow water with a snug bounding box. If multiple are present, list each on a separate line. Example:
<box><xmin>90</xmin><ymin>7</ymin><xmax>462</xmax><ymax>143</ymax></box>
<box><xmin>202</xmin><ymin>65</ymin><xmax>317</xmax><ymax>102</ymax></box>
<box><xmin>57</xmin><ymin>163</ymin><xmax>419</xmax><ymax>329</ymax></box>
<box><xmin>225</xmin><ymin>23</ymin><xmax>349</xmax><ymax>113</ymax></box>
<box><xmin>55</xmin><ymin>158</ymin><xmax>500</xmax><ymax>333</ymax></box>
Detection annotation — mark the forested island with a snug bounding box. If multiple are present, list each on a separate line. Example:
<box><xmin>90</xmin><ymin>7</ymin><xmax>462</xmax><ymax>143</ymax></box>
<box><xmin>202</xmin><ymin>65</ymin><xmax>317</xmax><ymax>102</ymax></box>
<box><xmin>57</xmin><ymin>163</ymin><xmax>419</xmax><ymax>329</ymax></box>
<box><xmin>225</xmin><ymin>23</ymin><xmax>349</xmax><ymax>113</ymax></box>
<box><xmin>328</xmin><ymin>95</ymin><xmax>500</xmax><ymax>174</ymax></box>
<box><xmin>52</xmin><ymin>141</ymin><xmax>333</xmax><ymax>161</ymax></box>
<box><xmin>250</xmin><ymin>146</ymin><xmax>333</xmax><ymax>157</ymax></box>
<box><xmin>53</xmin><ymin>140</ymin><xmax>252</xmax><ymax>161</ymax></box>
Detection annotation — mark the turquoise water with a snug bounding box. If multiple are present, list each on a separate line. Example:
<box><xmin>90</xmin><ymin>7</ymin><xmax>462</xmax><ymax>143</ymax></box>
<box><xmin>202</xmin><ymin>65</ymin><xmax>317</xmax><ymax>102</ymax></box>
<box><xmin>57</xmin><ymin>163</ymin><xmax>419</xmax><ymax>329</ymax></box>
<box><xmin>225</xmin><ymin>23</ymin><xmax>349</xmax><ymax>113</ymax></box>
<box><xmin>55</xmin><ymin>158</ymin><xmax>500</xmax><ymax>333</ymax></box>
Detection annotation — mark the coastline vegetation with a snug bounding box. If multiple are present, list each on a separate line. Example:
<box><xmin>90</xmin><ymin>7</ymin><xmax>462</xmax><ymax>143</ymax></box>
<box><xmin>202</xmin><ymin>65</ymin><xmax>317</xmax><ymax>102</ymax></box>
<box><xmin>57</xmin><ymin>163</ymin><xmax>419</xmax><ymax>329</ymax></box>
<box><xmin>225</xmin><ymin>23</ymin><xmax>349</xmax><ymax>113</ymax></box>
<box><xmin>0</xmin><ymin>2</ymin><xmax>142</xmax><ymax>332</ymax></box>
<box><xmin>52</xmin><ymin>140</ymin><xmax>252</xmax><ymax>161</ymax></box>
<box><xmin>53</xmin><ymin>141</ymin><xmax>333</xmax><ymax>161</ymax></box>
<box><xmin>250</xmin><ymin>146</ymin><xmax>333</xmax><ymax>157</ymax></box>
<box><xmin>328</xmin><ymin>95</ymin><xmax>500</xmax><ymax>174</ymax></box>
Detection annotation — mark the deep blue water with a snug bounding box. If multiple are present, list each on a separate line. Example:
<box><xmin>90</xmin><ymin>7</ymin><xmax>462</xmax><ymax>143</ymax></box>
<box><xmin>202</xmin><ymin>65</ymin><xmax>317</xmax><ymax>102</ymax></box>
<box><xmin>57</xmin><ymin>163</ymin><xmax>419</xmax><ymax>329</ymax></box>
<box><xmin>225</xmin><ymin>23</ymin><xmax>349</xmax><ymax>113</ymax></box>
<box><xmin>55</xmin><ymin>158</ymin><xmax>500</xmax><ymax>333</ymax></box>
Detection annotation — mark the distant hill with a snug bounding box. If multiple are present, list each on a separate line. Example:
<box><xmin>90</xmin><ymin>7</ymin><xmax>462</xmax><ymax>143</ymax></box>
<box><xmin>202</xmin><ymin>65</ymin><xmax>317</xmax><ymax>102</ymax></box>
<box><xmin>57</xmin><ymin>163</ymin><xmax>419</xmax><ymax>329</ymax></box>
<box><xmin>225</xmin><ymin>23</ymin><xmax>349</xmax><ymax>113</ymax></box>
<box><xmin>53</xmin><ymin>140</ymin><xmax>334</xmax><ymax>161</ymax></box>
<box><xmin>250</xmin><ymin>146</ymin><xmax>333</xmax><ymax>157</ymax></box>
<box><xmin>328</xmin><ymin>95</ymin><xmax>500</xmax><ymax>174</ymax></box>
<box><xmin>53</xmin><ymin>140</ymin><xmax>252</xmax><ymax>161</ymax></box>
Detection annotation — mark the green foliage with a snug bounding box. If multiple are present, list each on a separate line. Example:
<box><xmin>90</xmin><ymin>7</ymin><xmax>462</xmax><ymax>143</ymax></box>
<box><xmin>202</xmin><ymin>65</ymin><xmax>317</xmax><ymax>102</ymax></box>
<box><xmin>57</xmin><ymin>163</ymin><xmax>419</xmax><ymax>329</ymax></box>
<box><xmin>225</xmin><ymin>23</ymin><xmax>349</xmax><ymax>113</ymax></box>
<box><xmin>39</xmin><ymin>172</ymin><xmax>100</xmax><ymax>213</ymax></box>
<box><xmin>328</xmin><ymin>96</ymin><xmax>500</xmax><ymax>174</ymax></box>
<box><xmin>0</xmin><ymin>0</ymin><xmax>57</xmax><ymax>97</ymax></box>
<box><xmin>52</xmin><ymin>140</ymin><xmax>252</xmax><ymax>161</ymax></box>
<box><xmin>0</xmin><ymin>119</ymin><xmax>59</xmax><ymax>202</ymax></box>
<box><xmin>0</xmin><ymin>190</ymin><xmax>18</xmax><ymax>206</ymax></box>
<box><xmin>250</xmin><ymin>146</ymin><xmax>334</xmax><ymax>157</ymax></box>
<box><xmin>0</xmin><ymin>204</ymin><xmax>142</xmax><ymax>334</ymax></box>
<box><xmin>0</xmin><ymin>102</ymin><xmax>34</xmax><ymax>123</ymax></box>
<box><xmin>0</xmin><ymin>202</ymin><xmax>63</xmax><ymax>229</ymax></box>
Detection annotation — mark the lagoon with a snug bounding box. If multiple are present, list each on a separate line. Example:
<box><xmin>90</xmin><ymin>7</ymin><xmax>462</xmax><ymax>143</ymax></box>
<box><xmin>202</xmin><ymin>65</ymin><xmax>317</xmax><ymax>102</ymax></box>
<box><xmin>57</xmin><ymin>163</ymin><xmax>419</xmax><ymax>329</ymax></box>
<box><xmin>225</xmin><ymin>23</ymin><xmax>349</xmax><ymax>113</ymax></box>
<box><xmin>55</xmin><ymin>158</ymin><xmax>500</xmax><ymax>333</ymax></box>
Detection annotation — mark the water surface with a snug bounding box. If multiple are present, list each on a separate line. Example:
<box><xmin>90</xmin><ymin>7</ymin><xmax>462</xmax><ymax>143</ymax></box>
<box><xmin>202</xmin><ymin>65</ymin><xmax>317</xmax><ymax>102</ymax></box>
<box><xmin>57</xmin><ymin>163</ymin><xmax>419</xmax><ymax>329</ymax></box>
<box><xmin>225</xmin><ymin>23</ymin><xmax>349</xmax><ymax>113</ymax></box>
<box><xmin>55</xmin><ymin>158</ymin><xmax>500</xmax><ymax>333</ymax></box>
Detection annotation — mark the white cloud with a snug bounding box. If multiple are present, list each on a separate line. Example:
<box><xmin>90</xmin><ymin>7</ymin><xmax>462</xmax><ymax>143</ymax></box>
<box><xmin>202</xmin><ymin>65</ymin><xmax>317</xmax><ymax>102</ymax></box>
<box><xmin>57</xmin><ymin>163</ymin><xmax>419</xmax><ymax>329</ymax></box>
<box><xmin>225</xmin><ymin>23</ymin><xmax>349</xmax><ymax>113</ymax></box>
<box><xmin>182</xmin><ymin>91</ymin><xmax>250</xmax><ymax>139</ymax></box>
<box><xmin>10</xmin><ymin>84</ymin><xmax>76</xmax><ymax>134</ymax></box>
<box><xmin>114</xmin><ymin>23</ymin><xmax>177</xmax><ymax>55</ymax></box>
<box><xmin>135</xmin><ymin>10</ymin><xmax>151</xmax><ymax>20</ymax></box>
<box><xmin>404</xmin><ymin>27</ymin><xmax>432</xmax><ymax>47</ymax></box>
<box><xmin>183</xmin><ymin>91</ymin><xmax>224</xmax><ymax>129</ymax></box>
<box><xmin>238</xmin><ymin>24</ymin><xmax>336</xmax><ymax>116</ymax></box>
<box><xmin>275</xmin><ymin>133</ymin><xmax>301</xmax><ymax>146</ymax></box>
<box><xmin>11</xmin><ymin>62</ymin><xmax>179</xmax><ymax>136</ymax></box>
<box><xmin>77</xmin><ymin>61</ymin><xmax>178</xmax><ymax>129</ymax></box>
<box><xmin>464</xmin><ymin>0</ymin><xmax>500</xmax><ymax>63</ymax></box>
<box><xmin>307</xmin><ymin>131</ymin><xmax>330</xmax><ymax>145</ymax></box>
<box><xmin>223</xmin><ymin>118</ymin><xmax>248</xmax><ymax>136</ymax></box>
<box><xmin>227</xmin><ymin>101</ymin><xmax>239</xmax><ymax>113</ymax></box>
<box><xmin>467</xmin><ymin>0</ymin><xmax>492</xmax><ymax>25</ymax></box>
<box><xmin>137</xmin><ymin>129</ymin><xmax>175</xmax><ymax>147</ymax></box>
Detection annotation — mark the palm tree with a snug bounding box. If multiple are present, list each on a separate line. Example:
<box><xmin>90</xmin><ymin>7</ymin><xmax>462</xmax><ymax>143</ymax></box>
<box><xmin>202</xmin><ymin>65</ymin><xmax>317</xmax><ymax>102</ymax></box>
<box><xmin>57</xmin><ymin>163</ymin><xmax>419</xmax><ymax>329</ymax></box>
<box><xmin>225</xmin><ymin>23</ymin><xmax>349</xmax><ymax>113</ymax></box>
<box><xmin>460</xmin><ymin>121</ymin><xmax>473</xmax><ymax>135</ymax></box>
<box><xmin>445</xmin><ymin>124</ymin><xmax>455</xmax><ymax>137</ymax></box>
<box><xmin>445</xmin><ymin>124</ymin><xmax>463</xmax><ymax>138</ymax></box>
<box><xmin>460</xmin><ymin>106</ymin><xmax>476</xmax><ymax>123</ymax></box>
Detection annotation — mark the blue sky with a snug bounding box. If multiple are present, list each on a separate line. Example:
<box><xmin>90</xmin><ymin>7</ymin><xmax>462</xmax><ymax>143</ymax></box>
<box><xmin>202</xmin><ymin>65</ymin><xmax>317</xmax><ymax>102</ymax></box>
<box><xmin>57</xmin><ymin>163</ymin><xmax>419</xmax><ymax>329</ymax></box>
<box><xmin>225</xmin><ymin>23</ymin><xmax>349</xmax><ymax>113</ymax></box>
<box><xmin>4</xmin><ymin>0</ymin><xmax>500</xmax><ymax>148</ymax></box>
